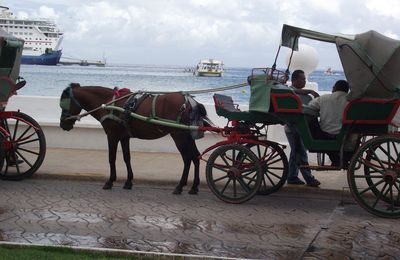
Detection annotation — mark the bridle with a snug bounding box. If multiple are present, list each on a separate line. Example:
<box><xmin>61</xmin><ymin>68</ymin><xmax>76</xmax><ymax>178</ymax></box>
<box><xmin>60</xmin><ymin>86</ymin><xmax>83</xmax><ymax>121</ymax></box>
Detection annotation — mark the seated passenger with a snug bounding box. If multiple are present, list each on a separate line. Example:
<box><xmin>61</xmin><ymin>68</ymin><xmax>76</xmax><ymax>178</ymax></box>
<box><xmin>305</xmin><ymin>80</ymin><xmax>350</xmax><ymax>166</ymax></box>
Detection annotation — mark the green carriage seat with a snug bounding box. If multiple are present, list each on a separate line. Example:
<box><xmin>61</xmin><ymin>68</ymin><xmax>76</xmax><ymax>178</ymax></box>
<box><xmin>213</xmin><ymin>93</ymin><xmax>283</xmax><ymax>125</ymax></box>
<box><xmin>342</xmin><ymin>98</ymin><xmax>400</xmax><ymax>134</ymax></box>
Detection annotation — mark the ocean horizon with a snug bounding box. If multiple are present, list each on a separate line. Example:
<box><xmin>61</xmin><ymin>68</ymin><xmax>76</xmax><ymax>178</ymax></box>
<box><xmin>18</xmin><ymin>64</ymin><xmax>345</xmax><ymax>105</ymax></box>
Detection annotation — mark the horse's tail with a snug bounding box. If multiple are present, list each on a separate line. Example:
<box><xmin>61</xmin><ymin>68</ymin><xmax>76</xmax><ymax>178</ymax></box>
<box><xmin>188</xmin><ymin>98</ymin><xmax>215</xmax><ymax>140</ymax></box>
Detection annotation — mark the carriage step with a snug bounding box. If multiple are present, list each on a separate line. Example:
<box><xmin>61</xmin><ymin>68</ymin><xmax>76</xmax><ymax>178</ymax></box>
<box><xmin>299</xmin><ymin>165</ymin><xmax>342</xmax><ymax>171</ymax></box>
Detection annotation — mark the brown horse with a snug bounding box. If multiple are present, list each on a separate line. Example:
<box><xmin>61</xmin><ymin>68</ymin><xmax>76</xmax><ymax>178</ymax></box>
<box><xmin>59</xmin><ymin>83</ymin><xmax>208</xmax><ymax>194</ymax></box>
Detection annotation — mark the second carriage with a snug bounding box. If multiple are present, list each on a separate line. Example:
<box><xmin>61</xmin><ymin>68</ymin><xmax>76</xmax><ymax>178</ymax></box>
<box><xmin>199</xmin><ymin>24</ymin><xmax>400</xmax><ymax>218</ymax></box>
<box><xmin>0</xmin><ymin>29</ymin><xmax>46</xmax><ymax>180</ymax></box>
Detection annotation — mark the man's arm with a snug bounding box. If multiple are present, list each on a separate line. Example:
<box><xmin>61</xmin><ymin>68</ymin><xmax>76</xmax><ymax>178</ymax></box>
<box><xmin>293</xmin><ymin>88</ymin><xmax>320</xmax><ymax>98</ymax></box>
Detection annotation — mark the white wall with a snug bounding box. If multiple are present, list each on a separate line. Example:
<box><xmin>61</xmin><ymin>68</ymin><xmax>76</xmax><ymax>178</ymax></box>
<box><xmin>7</xmin><ymin>95</ymin><xmax>288</xmax><ymax>153</ymax></box>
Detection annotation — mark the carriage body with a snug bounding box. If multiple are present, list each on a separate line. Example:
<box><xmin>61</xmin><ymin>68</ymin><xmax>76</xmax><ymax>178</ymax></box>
<box><xmin>0</xmin><ymin>29</ymin><xmax>46</xmax><ymax>180</ymax></box>
<box><xmin>205</xmin><ymin>24</ymin><xmax>400</xmax><ymax>218</ymax></box>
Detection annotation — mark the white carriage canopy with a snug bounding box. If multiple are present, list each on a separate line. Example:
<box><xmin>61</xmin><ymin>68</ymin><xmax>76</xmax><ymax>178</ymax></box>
<box><xmin>0</xmin><ymin>28</ymin><xmax>24</xmax><ymax>83</ymax></box>
<box><xmin>281</xmin><ymin>24</ymin><xmax>400</xmax><ymax>100</ymax></box>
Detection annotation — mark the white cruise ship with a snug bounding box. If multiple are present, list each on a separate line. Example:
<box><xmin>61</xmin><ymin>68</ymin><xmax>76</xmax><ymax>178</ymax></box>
<box><xmin>0</xmin><ymin>5</ymin><xmax>63</xmax><ymax>65</ymax></box>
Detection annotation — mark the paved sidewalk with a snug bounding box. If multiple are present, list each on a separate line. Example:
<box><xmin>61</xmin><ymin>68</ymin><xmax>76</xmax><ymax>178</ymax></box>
<box><xmin>0</xmin><ymin>148</ymin><xmax>398</xmax><ymax>259</ymax></box>
<box><xmin>37</xmin><ymin>147</ymin><xmax>349</xmax><ymax>192</ymax></box>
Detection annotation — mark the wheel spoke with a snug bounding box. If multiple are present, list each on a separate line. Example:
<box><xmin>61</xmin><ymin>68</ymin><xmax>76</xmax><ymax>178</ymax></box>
<box><xmin>231</xmin><ymin>149</ymin><xmax>236</xmax><ymax>166</ymax></box>
<box><xmin>212</xmin><ymin>163</ymin><xmax>229</xmax><ymax>173</ymax></box>
<box><xmin>265</xmin><ymin>169</ymin><xmax>283</xmax><ymax>180</ymax></box>
<box><xmin>256</xmin><ymin>145</ymin><xmax>262</xmax><ymax>158</ymax></box>
<box><xmin>371</xmin><ymin>183</ymin><xmax>388</xmax><ymax>208</ymax></box>
<box><xmin>233</xmin><ymin>179</ymin><xmax>237</xmax><ymax>198</ymax></box>
<box><xmin>237</xmin><ymin>177</ymin><xmax>250</xmax><ymax>193</ymax></box>
<box><xmin>394</xmin><ymin>182</ymin><xmax>400</xmax><ymax>204</ymax></box>
<box><xmin>16</xmin><ymin>147</ymin><xmax>40</xmax><ymax>156</ymax></box>
<box><xmin>264</xmin><ymin>172</ymin><xmax>276</xmax><ymax>186</ymax></box>
<box><xmin>220</xmin><ymin>178</ymin><xmax>231</xmax><ymax>195</ymax></box>
<box><xmin>265</xmin><ymin>158</ymin><xmax>281</xmax><ymax>166</ymax></box>
<box><xmin>242</xmin><ymin>173</ymin><xmax>258</xmax><ymax>186</ymax></box>
<box><xmin>354</xmin><ymin>174</ymin><xmax>384</xmax><ymax>179</ymax></box>
<box><xmin>12</xmin><ymin>118</ymin><xmax>20</xmax><ymax>141</ymax></box>
<box><xmin>389</xmin><ymin>185</ymin><xmax>395</xmax><ymax>212</ymax></box>
<box><xmin>359</xmin><ymin>179</ymin><xmax>386</xmax><ymax>195</ymax></box>
<box><xmin>391</xmin><ymin>141</ymin><xmax>400</xmax><ymax>164</ymax></box>
<box><xmin>17</xmin><ymin>137</ymin><xmax>40</xmax><ymax>146</ymax></box>
<box><xmin>15</xmin><ymin>150</ymin><xmax>33</xmax><ymax>168</ymax></box>
<box><xmin>358</xmin><ymin>157</ymin><xmax>385</xmax><ymax>175</ymax></box>
<box><xmin>370</xmin><ymin>147</ymin><xmax>388</xmax><ymax>170</ymax></box>
<box><xmin>377</xmin><ymin>144</ymin><xmax>396</xmax><ymax>167</ymax></box>
<box><xmin>219</xmin><ymin>154</ymin><xmax>231</xmax><ymax>167</ymax></box>
<box><xmin>213</xmin><ymin>174</ymin><xmax>229</xmax><ymax>183</ymax></box>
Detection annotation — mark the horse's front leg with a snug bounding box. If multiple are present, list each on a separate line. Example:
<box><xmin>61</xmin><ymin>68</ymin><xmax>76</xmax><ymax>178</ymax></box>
<box><xmin>120</xmin><ymin>136</ymin><xmax>133</xmax><ymax>189</ymax></box>
<box><xmin>103</xmin><ymin>135</ymin><xmax>119</xmax><ymax>189</ymax></box>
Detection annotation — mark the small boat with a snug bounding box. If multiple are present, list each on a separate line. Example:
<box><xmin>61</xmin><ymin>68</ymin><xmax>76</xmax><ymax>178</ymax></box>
<box><xmin>194</xmin><ymin>59</ymin><xmax>224</xmax><ymax>77</ymax></box>
<box><xmin>324</xmin><ymin>67</ymin><xmax>334</xmax><ymax>75</ymax></box>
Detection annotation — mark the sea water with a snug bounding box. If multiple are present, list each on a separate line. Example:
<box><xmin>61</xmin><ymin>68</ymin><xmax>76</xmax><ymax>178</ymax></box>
<box><xmin>18</xmin><ymin>64</ymin><xmax>346</xmax><ymax>105</ymax></box>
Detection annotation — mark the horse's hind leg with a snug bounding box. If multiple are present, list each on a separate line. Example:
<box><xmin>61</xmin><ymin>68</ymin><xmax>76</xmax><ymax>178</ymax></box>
<box><xmin>121</xmin><ymin>136</ymin><xmax>133</xmax><ymax>189</ymax></box>
<box><xmin>103</xmin><ymin>135</ymin><xmax>118</xmax><ymax>189</ymax></box>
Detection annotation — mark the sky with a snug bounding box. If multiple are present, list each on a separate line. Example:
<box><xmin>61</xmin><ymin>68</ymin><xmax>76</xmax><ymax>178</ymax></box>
<box><xmin>7</xmin><ymin>0</ymin><xmax>400</xmax><ymax>69</ymax></box>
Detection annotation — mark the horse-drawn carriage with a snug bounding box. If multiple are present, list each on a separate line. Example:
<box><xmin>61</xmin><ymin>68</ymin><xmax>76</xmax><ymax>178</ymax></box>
<box><xmin>0</xmin><ymin>29</ymin><xmax>46</xmax><ymax>180</ymax></box>
<box><xmin>200</xmin><ymin>24</ymin><xmax>400</xmax><ymax>218</ymax></box>
<box><xmin>60</xmin><ymin>24</ymin><xmax>400</xmax><ymax>218</ymax></box>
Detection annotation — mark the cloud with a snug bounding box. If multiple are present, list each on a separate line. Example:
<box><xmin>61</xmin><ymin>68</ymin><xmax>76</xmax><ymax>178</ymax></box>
<box><xmin>366</xmin><ymin>0</ymin><xmax>400</xmax><ymax>18</ymax></box>
<box><xmin>8</xmin><ymin>0</ymin><xmax>400</xmax><ymax>68</ymax></box>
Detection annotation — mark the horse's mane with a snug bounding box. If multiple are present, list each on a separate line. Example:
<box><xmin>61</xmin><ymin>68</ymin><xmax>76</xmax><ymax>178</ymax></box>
<box><xmin>69</xmin><ymin>83</ymin><xmax>124</xmax><ymax>99</ymax></box>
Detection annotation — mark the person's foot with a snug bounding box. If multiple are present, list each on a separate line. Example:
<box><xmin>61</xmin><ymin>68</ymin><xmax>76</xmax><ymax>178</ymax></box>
<box><xmin>287</xmin><ymin>177</ymin><xmax>305</xmax><ymax>185</ymax></box>
<box><xmin>306</xmin><ymin>179</ymin><xmax>321</xmax><ymax>187</ymax></box>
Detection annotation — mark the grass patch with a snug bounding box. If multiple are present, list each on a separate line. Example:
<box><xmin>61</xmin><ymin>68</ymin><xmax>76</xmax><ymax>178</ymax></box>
<box><xmin>0</xmin><ymin>244</ymin><xmax>146</xmax><ymax>259</ymax></box>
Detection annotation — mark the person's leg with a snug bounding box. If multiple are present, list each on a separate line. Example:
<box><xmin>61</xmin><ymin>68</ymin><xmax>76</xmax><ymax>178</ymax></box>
<box><xmin>295</xmin><ymin>133</ymin><xmax>320</xmax><ymax>186</ymax></box>
<box><xmin>327</xmin><ymin>152</ymin><xmax>340</xmax><ymax>166</ymax></box>
<box><xmin>285</xmin><ymin>130</ymin><xmax>303</xmax><ymax>184</ymax></box>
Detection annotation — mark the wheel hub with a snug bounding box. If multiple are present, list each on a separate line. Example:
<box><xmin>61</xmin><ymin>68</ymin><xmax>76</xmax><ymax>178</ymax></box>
<box><xmin>227</xmin><ymin>167</ymin><xmax>241</xmax><ymax>179</ymax></box>
<box><xmin>383</xmin><ymin>170</ymin><xmax>397</xmax><ymax>185</ymax></box>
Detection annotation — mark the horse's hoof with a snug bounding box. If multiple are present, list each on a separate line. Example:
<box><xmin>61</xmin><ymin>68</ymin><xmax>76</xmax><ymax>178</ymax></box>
<box><xmin>123</xmin><ymin>182</ymin><xmax>132</xmax><ymax>190</ymax></box>
<box><xmin>173</xmin><ymin>188</ymin><xmax>182</xmax><ymax>195</ymax></box>
<box><xmin>188</xmin><ymin>188</ymin><xmax>198</xmax><ymax>195</ymax></box>
<box><xmin>103</xmin><ymin>182</ymin><xmax>113</xmax><ymax>190</ymax></box>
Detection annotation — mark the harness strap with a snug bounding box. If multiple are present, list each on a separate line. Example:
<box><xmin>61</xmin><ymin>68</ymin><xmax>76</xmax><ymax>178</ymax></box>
<box><xmin>69</xmin><ymin>87</ymin><xmax>82</xmax><ymax>109</ymax></box>
<box><xmin>151</xmin><ymin>94</ymin><xmax>159</xmax><ymax>119</ymax></box>
<box><xmin>100</xmin><ymin>88</ymin><xmax>125</xmax><ymax>123</ymax></box>
<box><xmin>176</xmin><ymin>93</ymin><xmax>189</xmax><ymax>123</ymax></box>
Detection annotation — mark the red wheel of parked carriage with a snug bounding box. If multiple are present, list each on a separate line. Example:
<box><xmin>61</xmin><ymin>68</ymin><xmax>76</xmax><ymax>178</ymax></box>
<box><xmin>0</xmin><ymin>111</ymin><xmax>46</xmax><ymax>180</ymax></box>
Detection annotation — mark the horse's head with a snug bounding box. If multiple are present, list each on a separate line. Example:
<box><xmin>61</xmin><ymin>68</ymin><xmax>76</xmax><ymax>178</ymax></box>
<box><xmin>59</xmin><ymin>83</ymin><xmax>83</xmax><ymax>131</ymax></box>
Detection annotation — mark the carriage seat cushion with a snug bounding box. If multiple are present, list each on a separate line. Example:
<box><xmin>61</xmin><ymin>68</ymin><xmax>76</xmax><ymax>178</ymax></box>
<box><xmin>213</xmin><ymin>94</ymin><xmax>241</xmax><ymax>113</ymax></box>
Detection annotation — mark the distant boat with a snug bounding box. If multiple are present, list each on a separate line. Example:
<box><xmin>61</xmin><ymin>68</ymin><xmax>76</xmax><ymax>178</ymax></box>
<box><xmin>194</xmin><ymin>59</ymin><xmax>224</xmax><ymax>77</ymax></box>
<box><xmin>0</xmin><ymin>6</ymin><xmax>63</xmax><ymax>66</ymax></box>
<box><xmin>324</xmin><ymin>67</ymin><xmax>334</xmax><ymax>75</ymax></box>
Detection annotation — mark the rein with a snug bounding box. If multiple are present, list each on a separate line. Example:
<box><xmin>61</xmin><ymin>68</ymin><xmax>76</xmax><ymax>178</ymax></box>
<box><xmin>65</xmin><ymin>82</ymin><xmax>247</xmax><ymax>121</ymax></box>
<box><xmin>65</xmin><ymin>90</ymin><xmax>135</xmax><ymax>121</ymax></box>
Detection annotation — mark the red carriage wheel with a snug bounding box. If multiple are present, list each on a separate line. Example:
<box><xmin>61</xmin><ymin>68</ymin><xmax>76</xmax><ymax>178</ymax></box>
<box><xmin>0</xmin><ymin>112</ymin><xmax>46</xmax><ymax>180</ymax></box>
<box><xmin>206</xmin><ymin>144</ymin><xmax>262</xmax><ymax>204</ymax></box>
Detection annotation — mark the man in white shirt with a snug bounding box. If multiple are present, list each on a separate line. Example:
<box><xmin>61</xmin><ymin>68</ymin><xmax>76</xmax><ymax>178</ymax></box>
<box><xmin>306</xmin><ymin>80</ymin><xmax>350</xmax><ymax>166</ymax></box>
